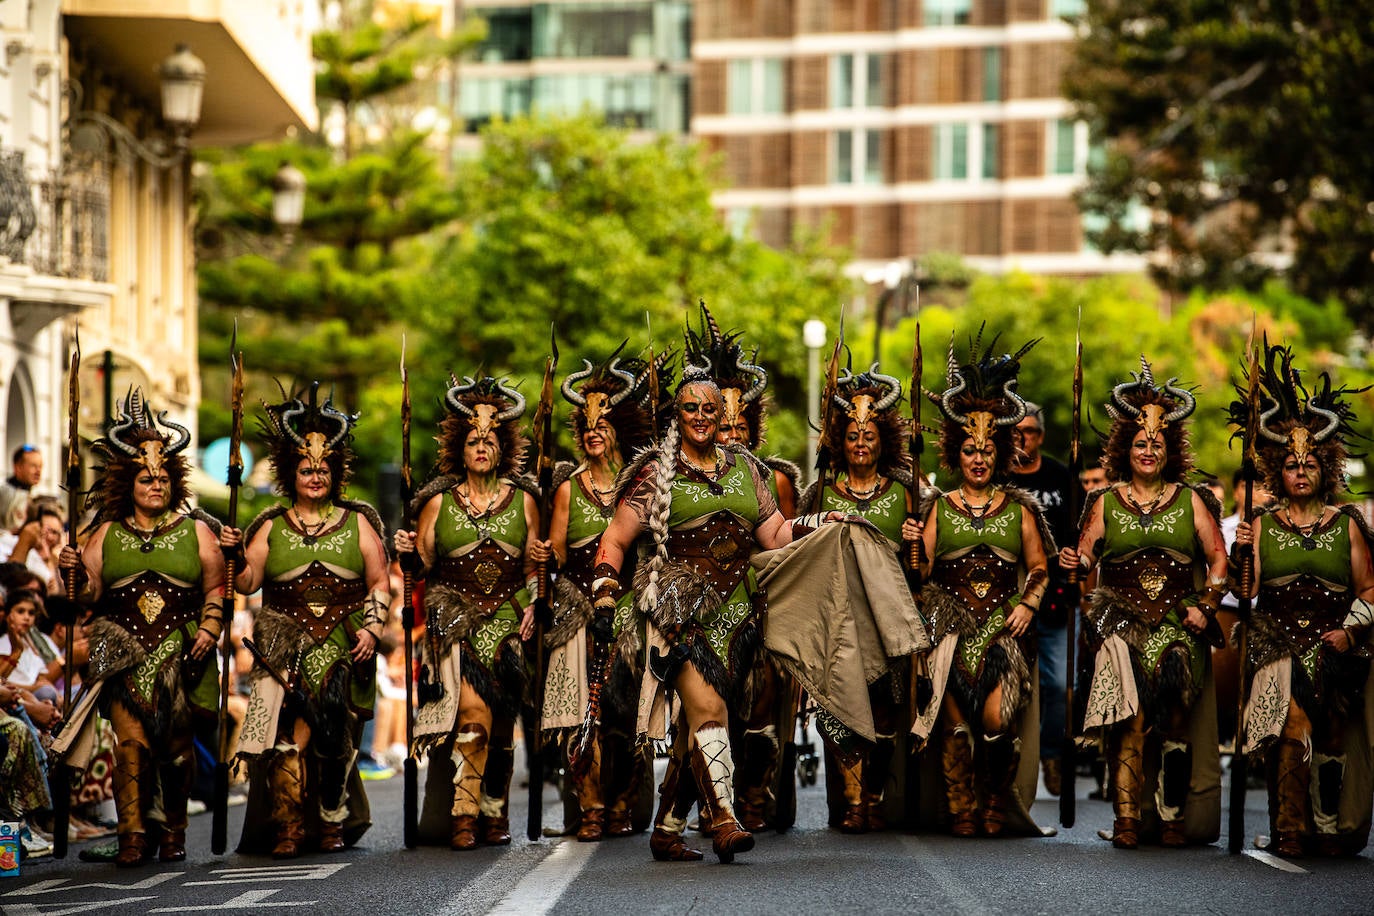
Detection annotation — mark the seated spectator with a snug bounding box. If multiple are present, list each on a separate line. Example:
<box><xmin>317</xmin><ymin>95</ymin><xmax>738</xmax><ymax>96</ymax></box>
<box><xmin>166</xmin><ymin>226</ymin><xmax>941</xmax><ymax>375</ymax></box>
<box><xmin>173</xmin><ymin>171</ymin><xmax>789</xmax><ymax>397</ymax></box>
<box><xmin>0</xmin><ymin>589</ymin><xmax>64</xmax><ymax>730</ymax></box>
<box><xmin>0</xmin><ymin>688</ymin><xmax>53</xmax><ymax>856</ymax></box>
<box><xmin>9</xmin><ymin>498</ymin><xmax>66</xmax><ymax>596</ymax></box>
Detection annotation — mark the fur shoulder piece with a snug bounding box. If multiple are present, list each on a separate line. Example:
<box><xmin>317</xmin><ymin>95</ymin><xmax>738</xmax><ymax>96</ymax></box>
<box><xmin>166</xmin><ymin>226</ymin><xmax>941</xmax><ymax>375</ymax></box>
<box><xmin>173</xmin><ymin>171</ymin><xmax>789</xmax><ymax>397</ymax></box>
<box><xmin>1336</xmin><ymin>503</ymin><xmax>1374</xmax><ymax>551</ymax></box>
<box><xmin>552</xmin><ymin>460</ymin><xmax>578</xmax><ymax>495</ymax></box>
<box><xmin>242</xmin><ymin>504</ymin><xmax>289</xmax><ymax>545</ymax></box>
<box><xmin>189</xmin><ymin>507</ymin><xmax>223</xmax><ymax>538</ymax></box>
<box><xmin>1001</xmin><ymin>485</ymin><xmax>1057</xmax><ymax>555</ymax></box>
<box><xmin>918</xmin><ymin>486</ymin><xmax>942</xmax><ymax>519</ymax></box>
<box><xmin>1187</xmin><ymin>481</ymin><xmax>1223</xmax><ymax>523</ymax></box>
<box><xmin>510</xmin><ymin>474</ymin><xmax>541</xmax><ymax>500</ymax></box>
<box><xmin>612</xmin><ymin>445</ymin><xmax>660</xmax><ymax>504</ymax></box>
<box><xmin>763</xmin><ymin>456</ymin><xmax>802</xmax><ymax>490</ymax></box>
<box><xmin>410</xmin><ymin>474</ymin><xmax>463</xmax><ymax>518</ymax></box>
<box><xmin>339</xmin><ymin>498</ymin><xmax>387</xmax><ymax>550</ymax></box>
<box><xmin>798</xmin><ymin>480</ymin><xmax>820</xmax><ymax>515</ymax></box>
<box><xmin>1079</xmin><ymin>484</ymin><xmax>1114</xmax><ymax>529</ymax></box>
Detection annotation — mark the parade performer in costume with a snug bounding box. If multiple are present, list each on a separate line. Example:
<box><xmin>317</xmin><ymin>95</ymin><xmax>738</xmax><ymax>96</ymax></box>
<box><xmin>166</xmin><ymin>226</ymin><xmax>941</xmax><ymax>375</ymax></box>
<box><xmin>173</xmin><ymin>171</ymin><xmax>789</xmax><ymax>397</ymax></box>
<box><xmin>907</xmin><ymin>335</ymin><xmax>1053</xmax><ymax>838</ymax></box>
<box><xmin>801</xmin><ymin>364</ymin><xmax>917</xmax><ymax>832</ymax></box>
<box><xmin>593</xmin><ymin>359</ymin><xmax>807</xmax><ymax>863</ymax></box>
<box><xmin>688</xmin><ymin>305</ymin><xmax>801</xmax><ymax>832</ymax></box>
<box><xmin>222</xmin><ymin>387</ymin><xmax>389</xmax><ymax>857</ymax></box>
<box><xmin>56</xmin><ymin>391</ymin><xmax>224</xmax><ymax>866</ymax></box>
<box><xmin>395</xmin><ymin>376</ymin><xmax>547</xmax><ymax>851</ymax></box>
<box><xmin>1232</xmin><ymin>344</ymin><xmax>1374</xmax><ymax>857</ymax></box>
<box><xmin>542</xmin><ymin>351</ymin><xmax>656</xmax><ymax>841</ymax></box>
<box><xmin>1059</xmin><ymin>358</ymin><xmax>1228</xmax><ymax>849</ymax></box>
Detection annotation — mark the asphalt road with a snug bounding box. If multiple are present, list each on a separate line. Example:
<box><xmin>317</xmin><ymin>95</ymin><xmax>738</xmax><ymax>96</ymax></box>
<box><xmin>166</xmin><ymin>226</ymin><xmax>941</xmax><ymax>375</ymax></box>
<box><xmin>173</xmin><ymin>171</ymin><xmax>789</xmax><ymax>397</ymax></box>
<box><xmin>4</xmin><ymin>746</ymin><xmax>1369</xmax><ymax>916</ymax></box>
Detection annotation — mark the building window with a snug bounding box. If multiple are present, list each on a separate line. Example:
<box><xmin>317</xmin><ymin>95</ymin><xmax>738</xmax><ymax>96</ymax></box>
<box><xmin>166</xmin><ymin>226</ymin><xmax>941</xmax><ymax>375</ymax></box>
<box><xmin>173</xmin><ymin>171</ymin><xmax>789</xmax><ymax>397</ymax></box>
<box><xmin>933</xmin><ymin>123</ymin><xmax>969</xmax><ymax>180</ymax></box>
<box><xmin>832</xmin><ymin>53</ymin><xmax>888</xmax><ymax>110</ymax></box>
<box><xmin>832</xmin><ymin>130</ymin><xmax>887</xmax><ymax>184</ymax></box>
<box><xmin>982</xmin><ymin>48</ymin><xmax>1002</xmax><ymax>102</ymax></box>
<box><xmin>982</xmin><ymin>124</ymin><xmax>999</xmax><ymax>179</ymax></box>
<box><xmin>728</xmin><ymin>58</ymin><xmax>785</xmax><ymax>115</ymax></box>
<box><xmin>471</xmin><ymin>7</ymin><xmax>533</xmax><ymax>62</ymax></box>
<box><xmin>460</xmin><ymin>77</ymin><xmax>533</xmax><ymax>131</ymax></box>
<box><xmin>1050</xmin><ymin>0</ymin><xmax>1087</xmax><ymax>17</ymax></box>
<box><xmin>1050</xmin><ymin>118</ymin><xmax>1078</xmax><ymax>175</ymax></box>
<box><xmin>534</xmin><ymin>2</ymin><xmax>657</xmax><ymax>59</ymax></box>
<box><xmin>924</xmin><ymin>0</ymin><xmax>972</xmax><ymax>27</ymax></box>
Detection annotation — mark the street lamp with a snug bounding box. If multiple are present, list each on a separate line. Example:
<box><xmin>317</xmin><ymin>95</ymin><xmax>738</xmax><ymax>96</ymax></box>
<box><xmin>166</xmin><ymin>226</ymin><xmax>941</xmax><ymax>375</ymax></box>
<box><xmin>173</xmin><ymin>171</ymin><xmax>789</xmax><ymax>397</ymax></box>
<box><xmin>67</xmin><ymin>44</ymin><xmax>206</xmax><ymax>170</ymax></box>
<box><xmin>803</xmin><ymin>318</ymin><xmax>828</xmax><ymax>485</ymax></box>
<box><xmin>271</xmin><ymin>161</ymin><xmax>307</xmax><ymax>241</ymax></box>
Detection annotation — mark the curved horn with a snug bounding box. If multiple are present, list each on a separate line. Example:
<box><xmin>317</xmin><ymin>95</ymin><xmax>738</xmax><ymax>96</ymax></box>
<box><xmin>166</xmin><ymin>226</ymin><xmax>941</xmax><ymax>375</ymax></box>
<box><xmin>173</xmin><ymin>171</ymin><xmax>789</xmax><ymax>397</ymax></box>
<box><xmin>945</xmin><ymin>336</ymin><xmax>958</xmax><ymax>386</ymax></box>
<box><xmin>1138</xmin><ymin>355</ymin><xmax>1155</xmax><ymax>389</ymax></box>
<box><xmin>867</xmin><ymin>365</ymin><xmax>902</xmax><ymax>411</ymax></box>
<box><xmin>1161</xmin><ymin>380</ymin><xmax>1196</xmax><ymax>423</ymax></box>
<box><xmin>154</xmin><ymin>411</ymin><xmax>192</xmax><ymax>455</ymax></box>
<box><xmin>605</xmin><ymin>359</ymin><xmax>639</xmax><ymax>407</ymax></box>
<box><xmin>1256</xmin><ymin>401</ymin><xmax>1287</xmax><ymax>444</ymax></box>
<box><xmin>941</xmin><ymin>369</ymin><xmax>971</xmax><ymax>425</ymax></box>
<box><xmin>700</xmin><ymin>301</ymin><xmax>722</xmax><ymax>343</ymax></box>
<box><xmin>494</xmin><ymin>379</ymin><xmax>526</xmax><ymax>421</ymax></box>
<box><xmin>445</xmin><ymin>378</ymin><xmax>477</xmax><ymax>416</ymax></box>
<box><xmin>279</xmin><ymin>402</ymin><xmax>309</xmax><ymax>447</ymax></box>
<box><xmin>738</xmin><ymin>358</ymin><xmax>768</xmax><ymax>404</ymax></box>
<box><xmin>1109</xmin><ymin>379</ymin><xmax>1143</xmax><ymax>418</ymax></box>
<box><xmin>996</xmin><ymin>380</ymin><xmax>1029</xmax><ymax>426</ymax></box>
<box><xmin>320</xmin><ymin>401</ymin><xmax>352</xmax><ymax>449</ymax></box>
<box><xmin>1307</xmin><ymin>402</ymin><xmax>1341</xmax><ymax>444</ymax></box>
<box><xmin>560</xmin><ymin>359</ymin><xmax>594</xmax><ymax>407</ymax></box>
<box><xmin>107</xmin><ymin>392</ymin><xmax>140</xmax><ymax>455</ymax></box>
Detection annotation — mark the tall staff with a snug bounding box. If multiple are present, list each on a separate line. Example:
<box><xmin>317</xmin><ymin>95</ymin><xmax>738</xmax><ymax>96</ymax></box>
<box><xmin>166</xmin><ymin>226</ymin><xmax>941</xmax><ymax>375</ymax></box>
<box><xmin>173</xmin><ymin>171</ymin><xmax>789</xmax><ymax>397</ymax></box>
<box><xmin>814</xmin><ymin>313</ymin><xmax>844</xmax><ymax>495</ymax></box>
<box><xmin>526</xmin><ymin>326</ymin><xmax>559</xmax><ymax>841</ymax></box>
<box><xmin>1228</xmin><ymin>335</ymin><xmax>1261</xmax><ymax>854</ymax></box>
<box><xmin>906</xmin><ymin>286</ymin><xmax>924</xmax><ymax>586</ymax></box>
<box><xmin>400</xmin><ymin>338</ymin><xmax>419</xmax><ymax>848</ymax></box>
<box><xmin>1061</xmin><ymin>305</ymin><xmax>1083</xmax><ymax>828</ymax></box>
<box><xmin>211</xmin><ymin>327</ymin><xmax>244</xmax><ymax>855</ymax></box>
<box><xmin>52</xmin><ymin>331</ymin><xmax>81</xmax><ymax>860</ymax></box>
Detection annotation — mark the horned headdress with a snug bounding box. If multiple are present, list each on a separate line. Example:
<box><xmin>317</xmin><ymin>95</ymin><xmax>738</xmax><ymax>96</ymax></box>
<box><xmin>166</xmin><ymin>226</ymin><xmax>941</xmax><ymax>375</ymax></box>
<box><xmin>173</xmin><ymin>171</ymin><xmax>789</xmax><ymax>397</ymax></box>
<box><xmin>1101</xmin><ymin>356</ymin><xmax>1196</xmax><ymax>483</ymax></box>
<box><xmin>684</xmin><ymin>302</ymin><xmax>769</xmax><ymax>447</ymax></box>
<box><xmin>87</xmin><ymin>388</ymin><xmax>194</xmax><ymax>524</ymax></box>
<box><xmin>931</xmin><ymin>327</ymin><xmax>1035</xmax><ymax>479</ymax></box>
<box><xmin>437</xmin><ymin>375</ymin><xmax>528</xmax><ymax>479</ymax></box>
<box><xmin>261</xmin><ymin>382</ymin><xmax>357</xmax><ymax>501</ymax></box>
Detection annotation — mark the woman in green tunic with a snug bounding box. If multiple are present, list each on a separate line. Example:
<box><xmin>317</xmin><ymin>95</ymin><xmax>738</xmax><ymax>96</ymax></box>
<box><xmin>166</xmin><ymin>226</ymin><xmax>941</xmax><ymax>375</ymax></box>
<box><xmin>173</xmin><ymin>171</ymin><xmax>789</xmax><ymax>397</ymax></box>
<box><xmin>909</xmin><ymin>338</ymin><xmax>1052</xmax><ymax>839</ymax></box>
<box><xmin>802</xmin><ymin>365</ymin><xmax>916</xmax><ymax>833</ymax></box>
<box><xmin>1060</xmin><ymin>358</ymin><xmax>1229</xmax><ymax>850</ymax></box>
<box><xmin>221</xmin><ymin>390</ymin><xmax>390</xmax><ymax>858</ymax></box>
<box><xmin>395</xmin><ymin>376</ymin><xmax>546</xmax><ymax>851</ymax></box>
<box><xmin>543</xmin><ymin>352</ymin><xmax>655</xmax><ymax>841</ymax></box>
<box><xmin>58</xmin><ymin>391</ymin><xmax>224</xmax><ymax>867</ymax></box>
<box><xmin>593</xmin><ymin>363</ymin><xmax>814</xmax><ymax>864</ymax></box>
<box><xmin>1232</xmin><ymin>344</ymin><xmax>1374</xmax><ymax>857</ymax></box>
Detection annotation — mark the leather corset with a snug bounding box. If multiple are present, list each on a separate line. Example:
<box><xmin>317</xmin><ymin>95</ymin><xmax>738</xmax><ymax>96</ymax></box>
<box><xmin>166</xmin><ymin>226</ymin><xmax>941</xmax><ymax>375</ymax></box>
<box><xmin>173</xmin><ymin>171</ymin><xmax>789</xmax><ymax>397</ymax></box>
<box><xmin>934</xmin><ymin>546</ymin><xmax>1018</xmax><ymax>623</ymax></box>
<box><xmin>263</xmin><ymin>561</ymin><xmax>367</xmax><ymax>644</ymax></box>
<box><xmin>667</xmin><ymin>511</ymin><xmax>754</xmax><ymax>597</ymax></box>
<box><xmin>1259</xmin><ymin>575</ymin><xmax>1347</xmax><ymax>647</ymax></box>
<box><xmin>1100</xmin><ymin>548</ymin><xmax>1194</xmax><ymax>626</ymax></box>
<box><xmin>433</xmin><ymin>540</ymin><xmax>524</xmax><ymax>613</ymax></box>
<box><xmin>101</xmin><ymin>572</ymin><xmax>201</xmax><ymax>652</ymax></box>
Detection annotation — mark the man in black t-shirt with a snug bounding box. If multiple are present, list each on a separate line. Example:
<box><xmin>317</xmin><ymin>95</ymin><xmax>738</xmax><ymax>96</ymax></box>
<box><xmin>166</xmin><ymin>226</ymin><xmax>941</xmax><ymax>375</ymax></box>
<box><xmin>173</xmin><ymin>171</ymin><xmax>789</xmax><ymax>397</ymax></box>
<box><xmin>1009</xmin><ymin>403</ymin><xmax>1074</xmax><ymax>797</ymax></box>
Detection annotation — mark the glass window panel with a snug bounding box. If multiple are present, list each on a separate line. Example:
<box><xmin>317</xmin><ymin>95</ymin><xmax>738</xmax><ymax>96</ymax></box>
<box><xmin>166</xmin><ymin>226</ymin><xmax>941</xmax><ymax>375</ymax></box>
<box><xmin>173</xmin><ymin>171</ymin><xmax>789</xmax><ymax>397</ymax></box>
<box><xmin>728</xmin><ymin>59</ymin><xmax>753</xmax><ymax>114</ymax></box>
<box><xmin>865</xmin><ymin>54</ymin><xmax>887</xmax><ymax>108</ymax></box>
<box><xmin>655</xmin><ymin>1</ymin><xmax>692</xmax><ymax>61</ymax></box>
<box><xmin>951</xmin><ymin>124</ymin><xmax>968</xmax><ymax>179</ymax></box>
<box><xmin>1050</xmin><ymin>0</ymin><xmax>1087</xmax><ymax>17</ymax></box>
<box><xmin>924</xmin><ymin>0</ymin><xmax>972</xmax><ymax>26</ymax></box>
<box><xmin>832</xmin><ymin>54</ymin><xmax>854</xmax><ymax>109</ymax></box>
<box><xmin>835</xmin><ymin>131</ymin><xmax>854</xmax><ymax>184</ymax></box>
<box><xmin>472</xmin><ymin>8</ymin><xmax>533</xmax><ymax>62</ymax></box>
<box><xmin>1053</xmin><ymin>119</ymin><xmax>1076</xmax><ymax>175</ymax></box>
<box><xmin>762</xmin><ymin>59</ymin><xmax>785</xmax><ymax>113</ymax></box>
<box><xmin>864</xmin><ymin>129</ymin><xmax>884</xmax><ymax>183</ymax></box>
<box><xmin>982</xmin><ymin>124</ymin><xmax>999</xmax><ymax>179</ymax></box>
<box><xmin>983</xmin><ymin>48</ymin><xmax>1001</xmax><ymax>102</ymax></box>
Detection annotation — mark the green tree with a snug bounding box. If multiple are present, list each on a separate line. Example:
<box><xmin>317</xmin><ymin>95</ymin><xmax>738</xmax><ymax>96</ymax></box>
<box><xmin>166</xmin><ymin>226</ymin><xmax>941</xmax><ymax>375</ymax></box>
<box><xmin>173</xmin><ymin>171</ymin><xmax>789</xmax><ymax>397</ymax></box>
<box><xmin>1064</xmin><ymin>1</ymin><xmax>1374</xmax><ymax>328</ymax></box>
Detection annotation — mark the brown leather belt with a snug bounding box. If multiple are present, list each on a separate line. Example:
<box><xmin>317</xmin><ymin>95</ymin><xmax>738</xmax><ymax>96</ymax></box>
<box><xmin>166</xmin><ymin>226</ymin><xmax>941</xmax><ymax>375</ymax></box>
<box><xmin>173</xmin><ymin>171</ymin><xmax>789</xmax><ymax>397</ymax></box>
<box><xmin>433</xmin><ymin>541</ymin><xmax>524</xmax><ymax>613</ymax></box>
<box><xmin>102</xmin><ymin>572</ymin><xmax>201</xmax><ymax>652</ymax></box>
<box><xmin>263</xmin><ymin>561</ymin><xmax>367</xmax><ymax>644</ymax></box>
<box><xmin>1259</xmin><ymin>575</ymin><xmax>1347</xmax><ymax>646</ymax></box>
<box><xmin>1100</xmin><ymin>549</ymin><xmax>1194</xmax><ymax>626</ymax></box>
<box><xmin>667</xmin><ymin>511</ymin><xmax>754</xmax><ymax>596</ymax></box>
<box><xmin>934</xmin><ymin>546</ymin><xmax>1018</xmax><ymax>623</ymax></box>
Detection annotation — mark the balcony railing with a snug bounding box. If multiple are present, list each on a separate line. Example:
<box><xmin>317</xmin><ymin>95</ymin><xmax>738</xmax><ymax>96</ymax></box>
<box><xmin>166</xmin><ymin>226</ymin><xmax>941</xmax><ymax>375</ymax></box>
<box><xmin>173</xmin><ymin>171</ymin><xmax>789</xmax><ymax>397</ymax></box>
<box><xmin>0</xmin><ymin>145</ymin><xmax>110</xmax><ymax>283</ymax></box>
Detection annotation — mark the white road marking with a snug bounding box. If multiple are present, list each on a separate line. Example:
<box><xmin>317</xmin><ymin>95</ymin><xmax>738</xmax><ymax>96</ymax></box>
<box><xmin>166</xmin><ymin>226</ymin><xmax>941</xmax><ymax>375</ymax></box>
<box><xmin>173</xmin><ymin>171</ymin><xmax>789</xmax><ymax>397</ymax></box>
<box><xmin>485</xmin><ymin>840</ymin><xmax>595</xmax><ymax>916</ymax></box>
<box><xmin>1243</xmin><ymin>849</ymin><xmax>1309</xmax><ymax>874</ymax></box>
<box><xmin>183</xmin><ymin>863</ymin><xmax>350</xmax><ymax>886</ymax></box>
<box><xmin>148</xmin><ymin>888</ymin><xmax>316</xmax><ymax>911</ymax></box>
<box><xmin>899</xmin><ymin>835</ymin><xmax>995</xmax><ymax>916</ymax></box>
<box><xmin>1</xmin><ymin>897</ymin><xmax>158</xmax><ymax>916</ymax></box>
<box><xmin>3</xmin><ymin>876</ymin><xmax>177</xmax><ymax>897</ymax></box>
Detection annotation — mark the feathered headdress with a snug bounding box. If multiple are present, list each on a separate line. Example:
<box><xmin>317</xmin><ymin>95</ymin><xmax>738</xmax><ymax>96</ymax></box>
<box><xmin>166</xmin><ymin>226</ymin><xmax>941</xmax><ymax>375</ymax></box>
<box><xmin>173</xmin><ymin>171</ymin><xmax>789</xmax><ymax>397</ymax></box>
<box><xmin>1101</xmin><ymin>356</ymin><xmax>1195</xmax><ymax>483</ymax></box>
<box><xmin>562</xmin><ymin>343</ymin><xmax>656</xmax><ymax>462</ymax></box>
<box><xmin>683</xmin><ymin>302</ymin><xmax>769</xmax><ymax>446</ymax></box>
<box><xmin>260</xmin><ymin>382</ymin><xmax>356</xmax><ymax>500</ymax></box>
<box><xmin>824</xmin><ymin>361</ymin><xmax>909</xmax><ymax>477</ymax></box>
<box><xmin>1228</xmin><ymin>342</ymin><xmax>1363</xmax><ymax>498</ymax></box>
<box><xmin>437</xmin><ymin>375</ymin><xmax>528</xmax><ymax>479</ymax></box>
<box><xmin>87</xmin><ymin>388</ymin><xmax>193</xmax><ymax>524</ymax></box>
<box><xmin>931</xmin><ymin>326</ymin><xmax>1035</xmax><ymax>478</ymax></box>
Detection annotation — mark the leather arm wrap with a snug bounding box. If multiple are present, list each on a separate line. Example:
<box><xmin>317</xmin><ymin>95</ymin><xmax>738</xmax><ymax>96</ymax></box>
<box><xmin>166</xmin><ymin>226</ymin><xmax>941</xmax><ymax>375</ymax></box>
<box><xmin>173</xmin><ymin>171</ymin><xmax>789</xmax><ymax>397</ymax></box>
<box><xmin>1343</xmin><ymin>597</ymin><xmax>1374</xmax><ymax>646</ymax></box>
<box><xmin>1196</xmin><ymin>576</ymin><xmax>1229</xmax><ymax>616</ymax></box>
<box><xmin>362</xmin><ymin>588</ymin><xmax>390</xmax><ymax>638</ymax></box>
<box><xmin>591</xmin><ymin>562</ymin><xmax>622</xmax><ymax>612</ymax></box>
<box><xmin>197</xmin><ymin>593</ymin><xmax>225</xmax><ymax>640</ymax></box>
<box><xmin>1020</xmin><ymin>568</ymin><xmax>1048</xmax><ymax>612</ymax></box>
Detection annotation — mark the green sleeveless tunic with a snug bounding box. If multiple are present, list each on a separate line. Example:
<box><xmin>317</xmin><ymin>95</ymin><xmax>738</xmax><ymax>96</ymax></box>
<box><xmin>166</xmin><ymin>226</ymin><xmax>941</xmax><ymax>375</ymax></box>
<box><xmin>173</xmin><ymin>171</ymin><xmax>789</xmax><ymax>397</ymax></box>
<box><xmin>263</xmin><ymin>510</ymin><xmax>374</xmax><ymax>711</ymax></box>
<box><xmin>1100</xmin><ymin>486</ymin><xmax>1206</xmax><ymax>685</ymax></box>
<box><xmin>434</xmin><ymin>485</ymin><xmax>529</xmax><ymax>670</ymax></box>
<box><xmin>100</xmin><ymin>515</ymin><xmax>217</xmax><ymax>713</ymax></box>
<box><xmin>1259</xmin><ymin>511</ymin><xmax>1353</xmax><ymax>682</ymax></box>
<box><xmin>821</xmin><ymin>477</ymin><xmax>906</xmax><ymax>544</ymax></box>
<box><xmin>933</xmin><ymin>494</ymin><xmax>1026</xmax><ymax>678</ymax></box>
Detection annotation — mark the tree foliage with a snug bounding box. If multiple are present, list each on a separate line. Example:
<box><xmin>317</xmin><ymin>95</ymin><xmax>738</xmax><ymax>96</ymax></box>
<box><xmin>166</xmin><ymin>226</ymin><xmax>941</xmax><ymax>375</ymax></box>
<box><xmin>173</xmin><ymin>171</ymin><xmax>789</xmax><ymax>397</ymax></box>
<box><xmin>1064</xmin><ymin>0</ymin><xmax>1374</xmax><ymax>329</ymax></box>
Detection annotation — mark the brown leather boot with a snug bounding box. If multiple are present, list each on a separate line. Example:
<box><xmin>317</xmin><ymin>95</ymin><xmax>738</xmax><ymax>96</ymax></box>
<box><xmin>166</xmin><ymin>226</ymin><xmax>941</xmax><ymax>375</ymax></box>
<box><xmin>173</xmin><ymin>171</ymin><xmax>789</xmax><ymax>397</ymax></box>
<box><xmin>836</xmin><ymin>750</ymin><xmax>867</xmax><ymax>834</ymax></box>
<box><xmin>605</xmin><ymin>739</ymin><xmax>646</xmax><ymax>837</ymax></box>
<box><xmin>479</xmin><ymin>735</ymin><xmax>514</xmax><ymax>846</ymax></box>
<box><xmin>863</xmin><ymin>737</ymin><xmax>895</xmax><ymax>833</ymax></box>
<box><xmin>572</xmin><ymin>752</ymin><xmax>605</xmax><ymax>842</ymax></box>
<box><xmin>1311</xmin><ymin>751</ymin><xmax>1346</xmax><ymax>855</ymax></box>
<box><xmin>1111</xmin><ymin>726</ymin><xmax>1145</xmax><ymax>849</ymax></box>
<box><xmin>450</xmin><ymin>814</ymin><xmax>479</xmax><ymax>851</ymax></box>
<box><xmin>941</xmin><ymin>724</ymin><xmax>977</xmax><ymax>838</ymax></box>
<box><xmin>691</xmin><ymin>722</ymin><xmax>754</xmax><ymax>863</ymax></box>
<box><xmin>735</xmin><ymin>727</ymin><xmax>777</xmax><ymax>833</ymax></box>
<box><xmin>158</xmin><ymin>754</ymin><xmax>192</xmax><ymax>862</ymax></box>
<box><xmin>649</xmin><ymin>747</ymin><xmax>702</xmax><ymax>862</ymax></box>
<box><xmin>577</xmin><ymin>807</ymin><xmax>605</xmax><ymax>842</ymax></box>
<box><xmin>1263</xmin><ymin>738</ymin><xmax>1303</xmax><ymax>857</ymax></box>
<box><xmin>113</xmin><ymin>742</ymin><xmax>152</xmax><ymax>868</ymax></box>
<box><xmin>980</xmin><ymin>733</ymin><xmax>1021</xmax><ymax>838</ymax></box>
<box><xmin>1156</xmin><ymin>740</ymin><xmax>1192</xmax><ymax>848</ymax></box>
<box><xmin>269</xmin><ymin>745</ymin><xmax>306</xmax><ymax>859</ymax></box>
<box><xmin>319</xmin><ymin>822</ymin><xmax>346</xmax><ymax>853</ymax></box>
